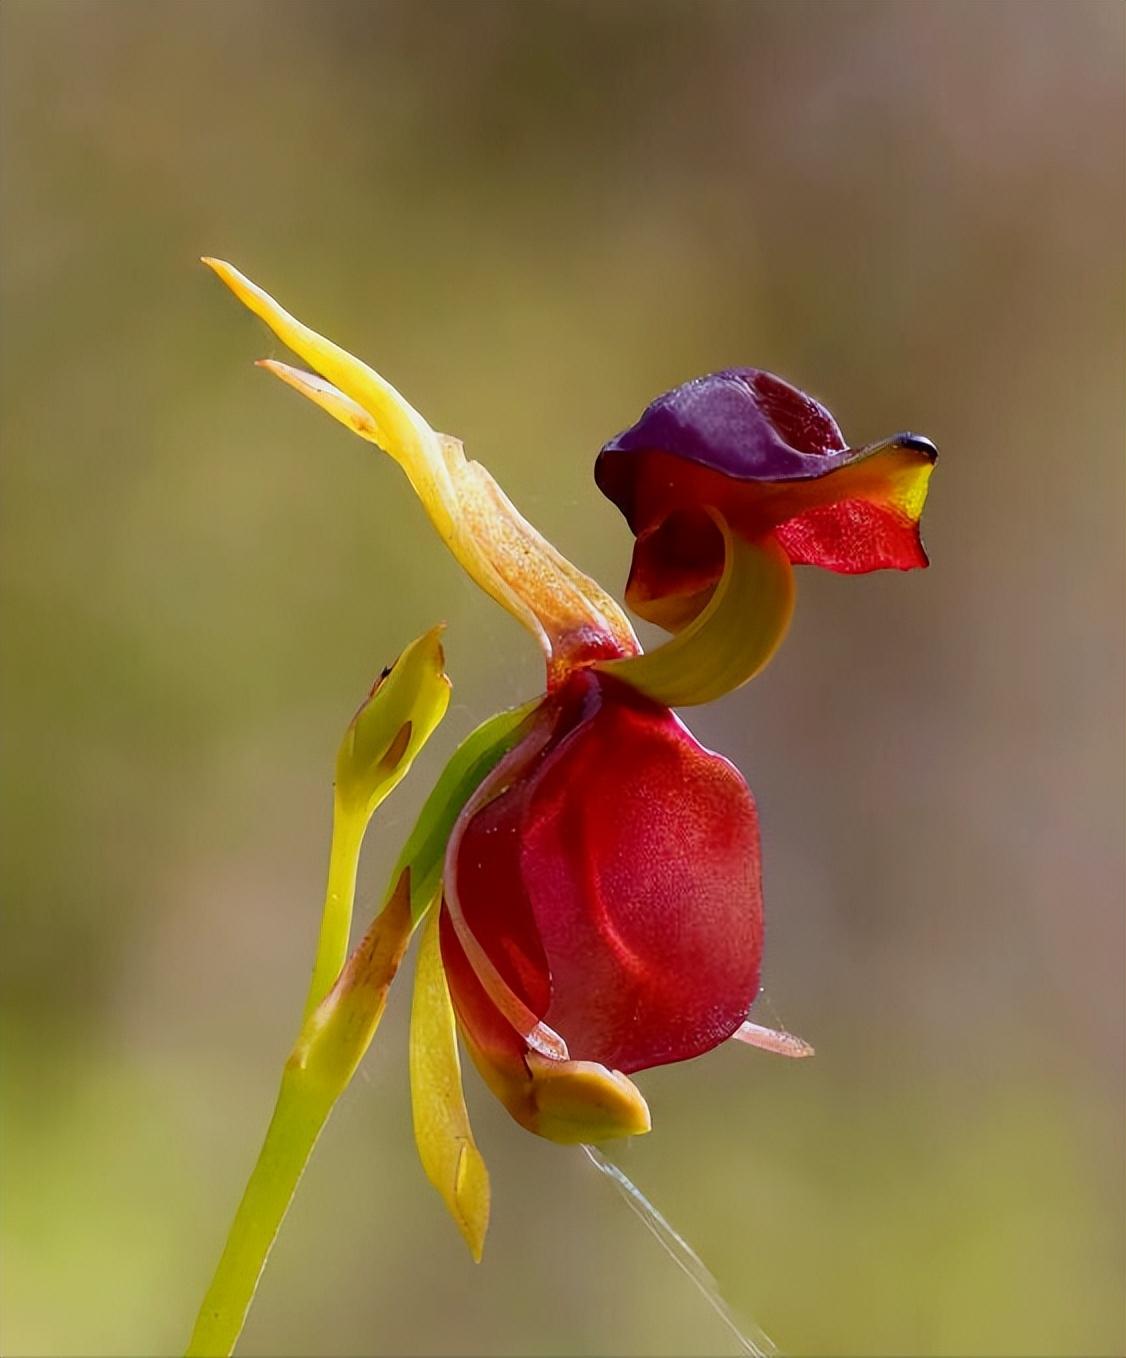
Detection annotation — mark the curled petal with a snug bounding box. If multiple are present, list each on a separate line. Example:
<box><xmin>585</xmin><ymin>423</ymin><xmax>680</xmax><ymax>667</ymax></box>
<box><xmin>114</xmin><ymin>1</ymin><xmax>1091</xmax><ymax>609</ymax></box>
<box><xmin>597</xmin><ymin>517</ymin><xmax>795</xmax><ymax>706</ymax></box>
<box><xmin>203</xmin><ymin>258</ymin><xmax>638</xmax><ymax>677</ymax></box>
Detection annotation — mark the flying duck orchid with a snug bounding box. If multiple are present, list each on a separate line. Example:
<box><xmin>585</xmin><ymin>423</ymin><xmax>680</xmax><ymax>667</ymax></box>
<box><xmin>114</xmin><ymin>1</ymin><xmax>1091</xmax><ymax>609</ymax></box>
<box><xmin>187</xmin><ymin>261</ymin><xmax>935</xmax><ymax>1356</ymax></box>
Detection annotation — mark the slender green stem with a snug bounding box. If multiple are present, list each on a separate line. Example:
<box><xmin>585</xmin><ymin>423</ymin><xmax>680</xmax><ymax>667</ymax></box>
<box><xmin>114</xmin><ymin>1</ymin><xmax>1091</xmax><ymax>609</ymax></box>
<box><xmin>186</xmin><ymin>798</ymin><xmax>366</xmax><ymax>1358</ymax></box>
<box><xmin>185</xmin><ymin>874</ymin><xmax>416</xmax><ymax>1358</ymax></box>
<box><xmin>185</xmin><ymin>627</ymin><xmax>452</xmax><ymax>1358</ymax></box>
<box><xmin>185</xmin><ymin>1066</ymin><xmax>335</xmax><ymax>1357</ymax></box>
<box><xmin>303</xmin><ymin>802</ymin><xmax>364</xmax><ymax>1021</ymax></box>
<box><xmin>184</xmin><ymin>693</ymin><xmax>531</xmax><ymax>1356</ymax></box>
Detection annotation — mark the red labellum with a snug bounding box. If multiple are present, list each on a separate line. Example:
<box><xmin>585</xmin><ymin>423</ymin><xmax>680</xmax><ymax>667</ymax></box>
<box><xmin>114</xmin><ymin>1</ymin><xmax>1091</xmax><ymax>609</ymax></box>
<box><xmin>441</xmin><ymin>668</ymin><xmax>763</xmax><ymax>1114</ymax></box>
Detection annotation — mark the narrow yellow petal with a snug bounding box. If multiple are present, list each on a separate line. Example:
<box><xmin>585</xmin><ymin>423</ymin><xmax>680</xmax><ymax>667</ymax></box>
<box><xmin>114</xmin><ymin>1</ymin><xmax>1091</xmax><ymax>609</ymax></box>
<box><xmin>256</xmin><ymin>361</ymin><xmax>381</xmax><ymax>444</ymax></box>
<box><xmin>409</xmin><ymin>906</ymin><xmax>490</xmax><ymax>1260</ymax></box>
<box><xmin>202</xmin><ymin>258</ymin><xmax>438</xmax><ymax>480</ymax></box>
<box><xmin>202</xmin><ymin>258</ymin><xmax>638</xmax><ymax>669</ymax></box>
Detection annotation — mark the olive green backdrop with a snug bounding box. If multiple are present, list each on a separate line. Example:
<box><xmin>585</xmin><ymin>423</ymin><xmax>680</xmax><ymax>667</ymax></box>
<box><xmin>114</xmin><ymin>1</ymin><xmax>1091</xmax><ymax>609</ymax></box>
<box><xmin>2</xmin><ymin>2</ymin><xmax>1123</xmax><ymax>1355</ymax></box>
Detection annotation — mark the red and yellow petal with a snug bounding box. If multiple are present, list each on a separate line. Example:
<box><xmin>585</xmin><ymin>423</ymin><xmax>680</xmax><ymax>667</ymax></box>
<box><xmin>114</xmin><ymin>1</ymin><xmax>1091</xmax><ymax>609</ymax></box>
<box><xmin>596</xmin><ymin>368</ymin><xmax>936</xmax><ymax>624</ymax></box>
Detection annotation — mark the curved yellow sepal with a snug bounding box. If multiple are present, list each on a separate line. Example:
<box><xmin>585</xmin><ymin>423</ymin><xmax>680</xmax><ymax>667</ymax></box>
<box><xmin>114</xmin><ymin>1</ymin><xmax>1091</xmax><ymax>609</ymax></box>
<box><xmin>457</xmin><ymin>1026</ymin><xmax>651</xmax><ymax>1147</ymax></box>
<box><xmin>202</xmin><ymin>259</ymin><xmax>638</xmax><ymax>674</ymax></box>
<box><xmin>525</xmin><ymin>1053</ymin><xmax>652</xmax><ymax>1145</ymax></box>
<box><xmin>409</xmin><ymin>906</ymin><xmax>491</xmax><ymax>1261</ymax></box>
<box><xmin>598</xmin><ymin>518</ymin><xmax>795</xmax><ymax>706</ymax></box>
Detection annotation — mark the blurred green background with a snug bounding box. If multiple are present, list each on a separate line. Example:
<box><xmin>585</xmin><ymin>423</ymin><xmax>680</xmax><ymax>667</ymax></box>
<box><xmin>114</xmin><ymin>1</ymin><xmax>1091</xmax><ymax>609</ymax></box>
<box><xmin>2</xmin><ymin>2</ymin><xmax>1123</xmax><ymax>1355</ymax></box>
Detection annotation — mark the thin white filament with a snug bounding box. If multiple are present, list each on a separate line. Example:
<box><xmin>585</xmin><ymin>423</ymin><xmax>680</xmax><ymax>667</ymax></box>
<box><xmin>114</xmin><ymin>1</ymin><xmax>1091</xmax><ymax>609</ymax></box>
<box><xmin>580</xmin><ymin>1143</ymin><xmax>778</xmax><ymax>1358</ymax></box>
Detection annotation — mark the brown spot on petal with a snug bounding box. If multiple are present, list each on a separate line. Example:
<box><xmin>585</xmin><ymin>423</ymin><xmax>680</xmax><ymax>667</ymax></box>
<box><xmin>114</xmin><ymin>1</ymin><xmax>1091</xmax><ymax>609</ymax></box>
<box><xmin>378</xmin><ymin>720</ymin><xmax>413</xmax><ymax>772</ymax></box>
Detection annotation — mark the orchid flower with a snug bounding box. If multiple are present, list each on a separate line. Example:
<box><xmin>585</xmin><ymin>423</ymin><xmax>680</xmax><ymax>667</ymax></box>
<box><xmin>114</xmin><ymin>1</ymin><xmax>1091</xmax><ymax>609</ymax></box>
<box><xmin>187</xmin><ymin>262</ymin><xmax>936</xmax><ymax>1357</ymax></box>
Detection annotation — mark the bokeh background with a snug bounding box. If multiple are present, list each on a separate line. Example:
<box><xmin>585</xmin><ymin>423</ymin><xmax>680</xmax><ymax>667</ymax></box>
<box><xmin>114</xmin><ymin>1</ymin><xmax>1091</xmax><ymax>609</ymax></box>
<box><xmin>2</xmin><ymin>2</ymin><xmax>1123</xmax><ymax>1355</ymax></box>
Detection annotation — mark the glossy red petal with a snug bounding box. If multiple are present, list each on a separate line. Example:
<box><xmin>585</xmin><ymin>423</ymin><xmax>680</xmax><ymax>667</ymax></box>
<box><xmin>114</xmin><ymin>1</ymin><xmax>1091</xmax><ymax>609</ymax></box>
<box><xmin>448</xmin><ymin>770</ymin><xmax>551</xmax><ymax>1018</ymax></box>
<box><xmin>524</xmin><ymin>674</ymin><xmax>762</xmax><ymax>1073</ymax></box>
<box><xmin>442</xmin><ymin>671</ymin><xmax>763</xmax><ymax>1078</ymax></box>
